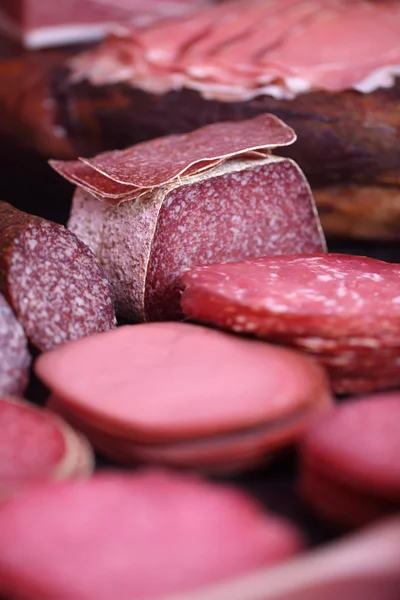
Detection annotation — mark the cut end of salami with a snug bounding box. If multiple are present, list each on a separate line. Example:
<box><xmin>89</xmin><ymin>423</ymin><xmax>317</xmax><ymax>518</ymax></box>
<box><xmin>0</xmin><ymin>202</ymin><xmax>116</xmax><ymax>351</ymax></box>
<box><xmin>0</xmin><ymin>292</ymin><xmax>30</xmax><ymax>396</ymax></box>
<box><xmin>0</xmin><ymin>396</ymin><xmax>94</xmax><ymax>503</ymax></box>
<box><xmin>55</xmin><ymin>115</ymin><xmax>325</xmax><ymax>321</ymax></box>
<box><xmin>298</xmin><ymin>392</ymin><xmax>400</xmax><ymax>526</ymax></box>
<box><xmin>36</xmin><ymin>322</ymin><xmax>332</xmax><ymax>472</ymax></box>
<box><xmin>0</xmin><ymin>469</ymin><xmax>303</xmax><ymax>600</ymax></box>
<box><xmin>181</xmin><ymin>253</ymin><xmax>400</xmax><ymax>395</ymax></box>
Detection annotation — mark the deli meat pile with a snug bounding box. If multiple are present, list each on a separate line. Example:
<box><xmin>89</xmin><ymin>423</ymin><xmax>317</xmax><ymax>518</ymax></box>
<box><xmin>0</xmin><ymin>4</ymin><xmax>399</xmax><ymax>596</ymax></box>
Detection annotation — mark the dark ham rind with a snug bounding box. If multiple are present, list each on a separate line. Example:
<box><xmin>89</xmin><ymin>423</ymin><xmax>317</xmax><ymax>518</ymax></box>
<box><xmin>0</xmin><ymin>292</ymin><xmax>30</xmax><ymax>396</ymax></box>
<box><xmin>0</xmin><ymin>395</ymin><xmax>94</xmax><ymax>503</ymax></box>
<box><xmin>58</xmin><ymin>115</ymin><xmax>325</xmax><ymax>322</ymax></box>
<box><xmin>298</xmin><ymin>393</ymin><xmax>400</xmax><ymax>527</ymax></box>
<box><xmin>0</xmin><ymin>201</ymin><xmax>116</xmax><ymax>351</ymax></box>
<box><xmin>180</xmin><ymin>254</ymin><xmax>400</xmax><ymax>395</ymax></box>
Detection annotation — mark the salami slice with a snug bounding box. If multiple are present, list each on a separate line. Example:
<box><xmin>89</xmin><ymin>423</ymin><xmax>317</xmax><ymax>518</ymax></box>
<box><xmin>36</xmin><ymin>322</ymin><xmax>332</xmax><ymax>472</ymax></box>
<box><xmin>0</xmin><ymin>470</ymin><xmax>303</xmax><ymax>600</ymax></box>
<box><xmin>52</xmin><ymin>115</ymin><xmax>325</xmax><ymax>321</ymax></box>
<box><xmin>0</xmin><ymin>292</ymin><xmax>30</xmax><ymax>396</ymax></box>
<box><xmin>181</xmin><ymin>253</ymin><xmax>400</xmax><ymax>394</ymax></box>
<box><xmin>0</xmin><ymin>396</ymin><xmax>94</xmax><ymax>503</ymax></box>
<box><xmin>0</xmin><ymin>201</ymin><xmax>116</xmax><ymax>351</ymax></box>
<box><xmin>299</xmin><ymin>392</ymin><xmax>400</xmax><ymax>527</ymax></box>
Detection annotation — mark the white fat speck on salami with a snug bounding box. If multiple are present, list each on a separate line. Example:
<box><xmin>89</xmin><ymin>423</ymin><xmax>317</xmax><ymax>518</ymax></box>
<box><xmin>181</xmin><ymin>254</ymin><xmax>400</xmax><ymax>338</ymax></box>
<box><xmin>0</xmin><ymin>202</ymin><xmax>116</xmax><ymax>352</ymax></box>
<box><xmin>0</xmin><ymin>293</ymin><xmax>30</xmax><ymax>396</ymax></box>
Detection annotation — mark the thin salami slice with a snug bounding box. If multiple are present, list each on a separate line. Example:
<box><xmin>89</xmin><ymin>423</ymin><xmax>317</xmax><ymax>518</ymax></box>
<box><xmin>0</xmin><ymin>201</ymin><xmax>116</xmax><ymax>351</ymax></box>
<box><xmin>36</xmin><ymin>322</ymin><xmax>332</xmax><ymax>472</ymax></box>
<box><xmin>0</xmin><ymin>396</ymin><xmax>94</xmax><ymax>502</ymax></box>
<box><xmin>0</xmin><ymin>470</ymin><xmax>303</xmax><ymax>600</ymax></box>
<box><xmin>0</xmin><ymin>292</ymin><xmax>30</xmax><ymax>396</ymax></box>
<box><xmin>299</xmin><ymin>392</ymin><xmax>400</xmax><ymax>527</ymax></box>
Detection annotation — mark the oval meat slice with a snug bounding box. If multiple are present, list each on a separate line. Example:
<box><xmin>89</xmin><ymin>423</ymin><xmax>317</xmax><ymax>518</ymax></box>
<box><xmin>0</xmin><ymin>469</ymin><xmax>303</xmax><ymax>600</ymax></box>
<box><xmin>0</xmin><ymin>396</ymin><xmax>94</xmax><ymax>502</ymax></box>
<box><xmin>35</xmin><ymin>322</ymin><xmax>332</xmax><ymax>471</ymax></box>
<box><xmin>298</xmin><ymin>392</ymin><xmax>400</xmax><ymax>527</ymax></box>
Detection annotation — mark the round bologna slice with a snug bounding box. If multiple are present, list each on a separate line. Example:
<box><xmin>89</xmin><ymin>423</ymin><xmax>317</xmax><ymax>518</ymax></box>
<box><xmin>48</xmin><ymin>392</ymin><xmax>331</xmax><ymax>473</ymax></box>
<box><xmin>0</xmin><ymin>396</ymin><xmax>94</xmax><ymax>502</ymax></box>
<box><xmin>180</xmin><ymin>254</ymin><xmax>400</xmax><ymax>339</ymax></box>
<box><xmin>299</xmin><ymin>392</ymin><xmax>400</xmax><ymax>526</ymax></box>
<box><xmin>0</xmin><ymin>201</ymin><xmax>116</xmax><ymax>351</ymax></box>
<box><xmin>35</xmin><ymin>322</ymin><xmax>333</xmax><ymax>445</ymax></box>
<box><xmin>0</xmin><ymin>470</ymin><xmax>303</xmax><ymax>600</ymax></box>
<box><xmin>0</xmin><ymin>292</ymin><xmax>30</xmax><ymax>396</ymax></box>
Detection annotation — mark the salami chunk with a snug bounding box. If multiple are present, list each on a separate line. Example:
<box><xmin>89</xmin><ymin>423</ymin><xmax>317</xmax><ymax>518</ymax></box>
<box><xmin>0</xmin><ymin>396</ymin><xmax>94</xmax><ymax>503</ymax></box>
<box><xmin>36</xmin><ymin>322</ymin><xmax>332</xmax><ymax>472</ymax></box>
<box><xmin>0</xmin><ymin>201</ymin><xmax>116</xmax><ymax>351</ymax></box>
<box><xmin>181</xmin><ymin>253</ymin><xmax>400</xmax><ymax>395</ymax></box>
<box><xmin>299</xmin><ymin>393</ymin><xmax>400</xmax><ymax>526</ymax></box>
<box><xmin>0</xmin><ymin>292</ymin><xmax>30</xmax><ymax>396</ymax></box>
<box><xmin>51</xmin><ymin>115</ymin><xmax>325</xmax><ymax>321</ymax></box>
<box><xmin>0</xmin><ymin>470</ymin><xmax>302</xmax><ymax>600</ymax></box>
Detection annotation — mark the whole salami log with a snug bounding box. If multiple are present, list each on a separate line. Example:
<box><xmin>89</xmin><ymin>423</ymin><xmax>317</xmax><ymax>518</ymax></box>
<box><xmin>180</xmin><ymin>253</ymin><xmax>400</xmax><ymax>395</ymax></box>
<box><xmin>0</xmin><ymin>292</ymin><xmax>30</xmax><ymax>396</ymax></box>
<box><xmin>0</xmin><ymin>201</ymin><xmax>116</xmax><ymax>351</ymax></box>
<box><xmin>0</xmin><ymin>469</ymin><xmax>303</xmax><ymax>600</ymax></box>
<box><xmin>299</xmin><ymin>393</ymin><xmax>400</xmax><ymax>527</ymax></box>
<box><xmin>35</xmin><ymin>322</ymin><xmax>333</xmax><ymax>473</ymax></box>
<box><xmin>51</xmin><ymin>114</ymin><xmax>326</xmax><ymax>321</ymax></box>
<box><xmin>0</xmin><ymin>395</ymin><xmax>94</xmax><ymax>503</ymax></box>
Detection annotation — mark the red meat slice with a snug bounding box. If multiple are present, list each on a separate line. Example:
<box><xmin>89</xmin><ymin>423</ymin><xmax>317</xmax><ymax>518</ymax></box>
<box><xmin>0</xmin><ymin>396</ymin><xmax>94</xmax><ymax>502</ymax></box>
<box><xmin>0</xmin><ymin>201</ymin><xmax>116</xmax><ymax>351</ymax></box>
<box><xmin>35</xmin><ymin>322</ymin><xmax>333</xmax><ymax>445</ymax></box>
<box><xmin>299</xmin><ymin>393</ymin><xmax>400</xmax><ymax>526</ymax></box>
<box><xmin>0</xmin><ymin>470</ymin><xmax>303</xmax><ymax>600</ymax></box>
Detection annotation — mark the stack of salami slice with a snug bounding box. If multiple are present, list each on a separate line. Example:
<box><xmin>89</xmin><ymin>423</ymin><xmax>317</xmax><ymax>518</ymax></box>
<box><xmin>0</xmin><ymin>396</ymin><xmax>94</xmax><ymax>502</ymax></box>
<box><xmin>36</xmin><ymin>322</ymin><xmax>333</xmax><ymax>473</ymax></box>
<box><xmin>181</xmin><ymin>253</ymin><xmax>400</xmax><ymax>395</ymax></box>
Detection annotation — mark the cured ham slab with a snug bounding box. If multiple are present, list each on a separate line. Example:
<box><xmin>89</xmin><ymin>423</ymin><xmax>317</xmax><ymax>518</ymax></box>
<box><xmin>51</xmin><ymin>115</ymin><xmax>325</xmax><ymax>321</ymax></box>
<box><xmin>181</xmin><ymin>253</ymin><xmax>400</xmax><ymax>395</ymax></box>
<box><xmin>299</xmin><ymin>393</ymin><xmax>400</xmax><ymax>526</ymax></box>
<box><xmin>35</xmin><ymin>322</ymin><xmax>333</xmax><ymax>472</ymax></box>
<box><xmin>0</xmin><ymin>201</ymin><xmax>116</xmax><ymax>351</ymax></box>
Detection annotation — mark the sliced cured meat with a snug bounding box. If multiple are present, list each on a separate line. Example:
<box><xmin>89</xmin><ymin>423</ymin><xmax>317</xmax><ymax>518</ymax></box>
<box><xmin>181</xmin><ymin>254</ymin><xmax>400</xmax><ymax>339</ymax></box>
<box><xmin>0</xmin><ymin>292</ymin><xmax>30</xmax><ymax>396</ymax></box>
<box><xmin>0</xmin><ymin>396</ymin><xmax>94</xmax><ymax>503</ymax></box>
<box><xmin>0</xmin><ymin>201</ymin><xmax>116</xmax><ymax>351</ymax></box>
<box><xmin>181</xmin><ymin>254</ymin><xmax>400</xmax><ymax>394</ymax></box>
<box><xmin>48</xmin><ymin>389</ymin><xmax>331</xmax><ymax>474</ymax></box>
<box><xmin>36</xmin><ymin>322</ymin><xmax>333</xmax><ymax>472</ymax></box>
<box><xmin>53</xmin><ymin>115</ymin><xmax>325</xmax><ymax>321</ymax></box>
<box><xmin>0</xmin><ymin>0</ymin><xmax>208</xmax><ymax>49</ymax></box>
<box><xmin>0</xmin><ymin>469</ymin><xmax>303</xmax><ymax>600</ymax></box>
<box><xmin>299</xmin><ymin>393</ymin><xmax>400</xmax><ymax>526</ymax></box>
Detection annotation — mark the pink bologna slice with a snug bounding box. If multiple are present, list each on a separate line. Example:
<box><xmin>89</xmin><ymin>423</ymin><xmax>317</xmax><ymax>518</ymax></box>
<box><xmin>299</xmin><ymin>392</ymin><xmax>400</xmax><ymax>527</ymax></box>
<box><xmin>181</xmin><ymin>254</ymin><xmax>400</xmax><ymax>394</ymax></box>
<box><xmin>0</xmin><ymin>469</ymin><xmax>303</xmax><ymax>600</ymax></box>
<box><xmin>0</xmin><ymin>396</ymin><xmax>94</xmax><ymax>502</ymax></box>
<box><xmin>51</xmin><ymin>114</ymin><xmax>326</xmax><ymax>321</ymax></box>
<box><xmin>35</xmin><ymin>322</ymin><xmax>333</xmax><ymax>471</ymax></box>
